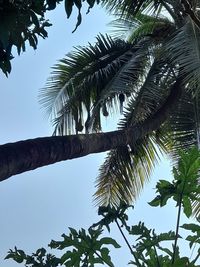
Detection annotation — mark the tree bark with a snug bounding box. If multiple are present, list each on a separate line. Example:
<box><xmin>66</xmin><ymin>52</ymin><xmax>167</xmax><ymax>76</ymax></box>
<box><xmin>0</xmin><ymin>79</ymin><xmax>182</xmax><ymax>182</ymax></box>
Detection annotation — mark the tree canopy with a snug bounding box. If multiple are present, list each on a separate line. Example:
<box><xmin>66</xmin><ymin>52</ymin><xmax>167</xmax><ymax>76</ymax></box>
<box><xmin>39</xmin><ymin>0</ymin><xmax>200</xmax><ymax>207</ymax></box>
<box><xmin>1</xmin><ymin>0</ymin><xmax>200</xmax><ymax>210</ymax></box>
<box><xmin>0</xmin><ymin>0</ymin><xmax>100</xmax><ymax>75</ymax></box>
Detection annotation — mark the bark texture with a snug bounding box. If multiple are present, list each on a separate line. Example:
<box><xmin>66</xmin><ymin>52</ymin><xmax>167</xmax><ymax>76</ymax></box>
<box><xmin>0</xmin><ymin>79</ymin><xmax>182</xmax><ymax>182</ymax></box>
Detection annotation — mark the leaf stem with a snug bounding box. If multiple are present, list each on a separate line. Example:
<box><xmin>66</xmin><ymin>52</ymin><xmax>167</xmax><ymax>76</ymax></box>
<box><xmin>79</xmin><ymin>234</ymin><xmax>114</xmax><ymax>267</ymax></box>
<box><xmin>115</xmin><ymin>219</ymin><xmax>141</xmax><ymax>266</ymax></box>
<box><xmin>172</xmin><ymin>196</ymin><xmax>182</xmax><ymax>264</ymax></box>
<box><xmin>94</xmin><ymin>251</ymin><xmax>114</xmax><ymax>267</ymax></box>
<box><xmin>154</xmin><ymin>245</ymin><xmax>161</xmax><ymax>267</ymax></box>
<box><xmin>192</xmin><ymin>249</ymin><xmax>200</xmax><ymax>264</ymax></box>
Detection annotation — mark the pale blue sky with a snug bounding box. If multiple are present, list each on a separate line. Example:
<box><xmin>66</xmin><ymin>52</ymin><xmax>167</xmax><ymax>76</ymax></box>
<box><xmin>0</xmin><ymin>3</ymin><xmax>195</xmax><ymax>266</ymax></box>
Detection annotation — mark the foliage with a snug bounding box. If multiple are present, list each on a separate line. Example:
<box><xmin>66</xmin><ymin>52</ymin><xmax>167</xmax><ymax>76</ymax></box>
<box><xmin>0</xmin><ymin>0</ymin><xmax>100</xmax><ymax>75</ymax></box>
<box><xmin>1</xmin><ymin>0</ymin><xmax>200</xmax><ymax>77</ymax></box>
<box><xmin>5</xmin><ymin>147</ymin><xmax>200</xmax><ymax>266</ymax></box>
<box><xmin>1</xmin><ymin>0</ymin><xmax>200</xmax><ymax>211</ymax></box>
<box><xmin>40</xmin><ymin>0</ymin><xmax>200</xmax><ymax>207</ymax></box>
<box><xmin>1</xmin><ymin>0</ymin><xmax>178</xmax><ymax>76</ymax></box>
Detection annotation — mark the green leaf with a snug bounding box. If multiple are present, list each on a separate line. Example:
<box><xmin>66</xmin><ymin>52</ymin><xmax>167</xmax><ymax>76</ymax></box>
<box><xmin>148</xmin><ymin>195</ymin><xmax>161</xmax><ymax>207</ymax></box>
<box><xmin>100</xmin><ymin>237</ymin><xmax>121</xmax><ymax>248</ymax></box>
<box><xmin>36</xmin><ymin>248</ymin><xmax>46</xmax><ymax>257</ymax></box>
<box><xmin>5</xmin><ymin>248</ymin><xmax>26</xmax><ymax>264</ymax></box>
<box><xmin>69</xmin><ymin>227</ymin><xmax>78</xmax><ymax>236</ymax></box>
<box><xmin>72</xmin><ymin>11</ymin><xmax>82</xmax><ymax>33</ymax></box>
<box><xmin>30</xmin><ymin>11</ymin><xmax>40</xmax><ymax>28</ymax></box>
<box><xmin>28</xmin><ymin>35</ymin><xmax>37</xmax><ymax>49</ymax></box>
<box><xmin>74</xmin><ymin>0</ymin><xmax>82</xmax><ymax>9</ymax></box>
<box><xmin>65</xmin><ymin>0</ymin><xmax>74</xmax><ymax>18</ymax></box>
<box><xmin>0</xmin><ymin>59</ymin><xmax>12</xmax><ymax>76</ymax></box>
<box><xmin>182</xmin><ymin>196</ymin><xmax>192</xmax><ymax>218</ymax></box>
<box><xmin>47</xmin><ymin>0</ymin><xmax>57</xmax><ymax>10</ymax></box>
<box><xmin>0</xmin><ymin>22</ymin><xmax>10</xmax><ymax>48</ymax></box>
<box><xmin>100</xmin><ymin>247</ymin><xmax>114</xmax><ymax>267</ymax></box>
<box><xmin>181</xmin><ymin>223</ymin><xmax>200</xmax><ymax>233</ymax></box>
<box><xmin>173</xmin><ymin>257</ymin><xmax>190</xmax><ymax>267</ymax></box>
<box><xmin>86</xmin><ymin>0</ymin><xmax>96</xmax><ymax>13</ymax></box>
<box><xmin>61</xmin><ymin>251</ymin><xmax>73</xmax><ymax>264</ymax></box>
<box><xmin>157</xmin><ymin>231</ymin><xmax>176</xmax><ymax>242</ymax></box>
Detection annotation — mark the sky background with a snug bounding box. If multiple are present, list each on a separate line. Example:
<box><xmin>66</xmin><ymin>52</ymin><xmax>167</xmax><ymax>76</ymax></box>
<box><xmin>0</xmin><ymin>2</ymin><xmax>196</xmax><ymax>266</ymax></box>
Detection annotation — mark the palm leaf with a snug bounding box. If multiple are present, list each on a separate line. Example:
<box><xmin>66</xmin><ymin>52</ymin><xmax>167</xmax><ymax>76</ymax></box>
<box><xmin>41</xmin><ymin>3</ymin><xmax>200</xmax><ymax>213</ymax></box>
<box><xmin>163</xmin><ymin>18</ymin><xmax>200</xmax><ymax>151</ymax></box>
<box><xmin>94</xmin><ymin>134</ymin><xmax>170</xmax><ymax>207</ymax></box>
<box><xmin>109</xmin><ymin>13</ymin><xmax>174</xmax><ymax>43</ymax></box>
<box><xmin>40</xmin><ymin>34</ymin><xmax>135</xmax><ymax>134</ymax></box>
<box><xmin>94</xmin><ymin>56</ymin><xmax>175</xmax><ymax>206</ymax></box>
<box><xmin>165</xmin><ymin>19</ymin><xmax>200</xmax><ymax>88</ymax></box>
<box><xmin>167</xmin><ymin>90</ymin><xmax>200</xmax><ymax>153</ymax></box>
<box><xmin>87</xmin><ymin>38</ymin><xmax>151</xmax><ymax>132</ymax></box>
<box><xmin>101</xmin><ymin>0</ymin><xmax>164</xmax><ymax>18</ymax></box>
<box><xmin>86</xmin><ymin>17</ymin><xmax>176</xmax><ymax>133</ymax></box>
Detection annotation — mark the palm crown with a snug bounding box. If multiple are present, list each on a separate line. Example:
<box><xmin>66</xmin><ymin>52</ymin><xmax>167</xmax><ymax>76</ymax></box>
<box><xmin>40</xmin><ymin>0</ymin><xmax>200</xmax><ymax>211</ymax></box>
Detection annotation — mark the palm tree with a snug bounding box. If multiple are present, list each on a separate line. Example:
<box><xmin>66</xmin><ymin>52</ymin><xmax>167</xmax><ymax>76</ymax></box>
<box><xmin>39</xmin><ymin>0</ymin><xmax>200</xmax><ymax>210</ymax></box>
<box><xmin>0</xmin><ymin>0</ymin><xmax>200</xmax><ymax>214</ymax></box>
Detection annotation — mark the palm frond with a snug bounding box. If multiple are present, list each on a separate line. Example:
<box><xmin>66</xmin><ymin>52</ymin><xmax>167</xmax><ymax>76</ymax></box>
<box><xmin>129</xmin><ymin>18</ymin><xmax>175</xmax><ymax>43</ymax></box>
<box><xmin>78</xmin><ymin>17</ymin><xmax>176</xmax><ymax>133</ymax></box>
<box><xmin>162</xmin><ymin>19</ymin><xmax>200</xmax><ymax>154</ymax></box>
<box><xmin>40</xmin><ymin>2</ymin><xmax>200</xmax><ymax>213</ymax></box>
<box><xmin>108</xmin><ymin>17</ymin><xmax>140</xmax><ymax>40</ymax></box>
<box><xmin>167</xmin><ymin>90</ymin><xmax>200</xmax><ymax>153</ymax></box>
<box><xmin>40</xmin><ymin>34</ymin><xmax>136</xmax><ymax>134</ymax></box>
<box><xmin>101</xmin><ymin>0</ymin><xmax>165</xmax><ymax>18</ymax></box>
<box><xmin>94</xmin><ymin>134</ymin><xmax>169</xmax><ymax>207</ymax></box>
<box><xmin>87</xmin><ymin>38</ymin><xmax>151</xmax><ymax>131</ymax></box>
<box><xmin>94</xmin><ymin>57</ymin><xmax>175</xmax><ymax>206</ymax></box>
<box><xmin>109</xmin><ymin>13</ymin><xmax>174</xmax><ymax>42</ymax></box>
<box><xmin>166</xmin><ymin>19</ymin><xmax>200</xmax><ymax>87</ymax></box>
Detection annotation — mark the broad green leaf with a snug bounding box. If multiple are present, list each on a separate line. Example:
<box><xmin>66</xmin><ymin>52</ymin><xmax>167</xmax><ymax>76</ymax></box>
<box><xmin>182</xmin><ymin>196</ymin><xmax>192</xmax><ymax>218</ymax></box>
<box><xmin>181</xmin><ymin>223</ymin><xmax>200</xmax><ymax>233</ymax></box>
<box><xmin>173</xmin><ymin>257</ymin><xmax>192</xmax><ymax>267</ymax></box>
<box><xmin>61</xmin><ymin>251</ymin><xmax>72</xmax><ymax>264</ymax></box>
<box><xmin>100</xmin><ymin>237</ymin><xmax>121</xmax><ymax>248</ymax></box>
<box><xmin>100</xmin><ymin>247</ymin><xmax>114</xmax><ymax>267</ymax></box>
<box><xmin>148</xmin><ymin>195</ymin><xmax>161</xmax><ymax>207</ymax></box>
<box><xmin>69</xmin><ymin>227</ymin><xmax>78</xmax><ymax>236</ymax></box>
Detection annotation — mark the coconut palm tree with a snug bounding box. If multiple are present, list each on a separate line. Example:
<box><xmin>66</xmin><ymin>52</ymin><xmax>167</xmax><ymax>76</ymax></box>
<box><xmin>38</xmin><ymin>0</ymin><xmax>200</xmax><ymax>212</ymax></box>
<box><xmin>0</xmin><ymin>0</ymin><xmax>200</xmax><ymax>215</ymax></box>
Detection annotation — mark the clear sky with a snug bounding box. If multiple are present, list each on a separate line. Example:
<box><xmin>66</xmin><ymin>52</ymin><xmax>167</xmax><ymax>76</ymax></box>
<box><xmin>0</xmin><ymin>3</ymin><xmax>195</xmax><ymax>266</ymax></box>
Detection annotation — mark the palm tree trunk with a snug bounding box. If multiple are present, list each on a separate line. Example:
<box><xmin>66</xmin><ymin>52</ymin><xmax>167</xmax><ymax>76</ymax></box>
<box><xmin>0</xmin><ymin>79</ymin><xmax>182</xmax><ymax>182</ymax></box>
